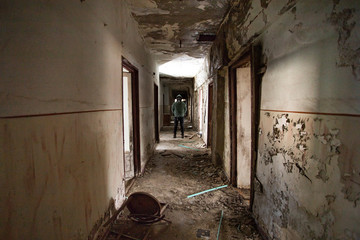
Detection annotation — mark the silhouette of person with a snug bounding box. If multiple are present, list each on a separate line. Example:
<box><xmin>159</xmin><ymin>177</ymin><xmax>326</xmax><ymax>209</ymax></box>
<box><xmin>171</xmin><ymin>94</ymin><xmax>187</xmax><ymax>138</ymax></box>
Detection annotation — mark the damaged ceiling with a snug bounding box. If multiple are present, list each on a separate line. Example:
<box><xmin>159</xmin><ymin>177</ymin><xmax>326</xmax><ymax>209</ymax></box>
<box><xmin>125</xmin><ymin>0</ymin><xmax>230</xmax><ymax>64</ymax></box>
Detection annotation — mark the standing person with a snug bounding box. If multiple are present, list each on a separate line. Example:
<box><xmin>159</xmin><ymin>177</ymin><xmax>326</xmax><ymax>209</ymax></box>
<box><xmin>172</xmin><ymin>94</ymin><xmax>187</xmax><ymax>138</ymax></box>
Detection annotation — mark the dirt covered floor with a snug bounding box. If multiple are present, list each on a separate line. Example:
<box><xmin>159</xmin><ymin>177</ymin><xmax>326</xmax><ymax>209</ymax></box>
<box><xmin>111</xmin><ymin>130</ymin><xmax>262</xmax><ymax>240</ymax></box>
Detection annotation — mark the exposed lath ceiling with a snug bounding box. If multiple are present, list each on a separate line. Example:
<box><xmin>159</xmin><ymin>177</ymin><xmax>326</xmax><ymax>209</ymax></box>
<box><xmin>125</xmin><ymin>0</ymin><xmax>230</xmax><ymax>64</ymax></box>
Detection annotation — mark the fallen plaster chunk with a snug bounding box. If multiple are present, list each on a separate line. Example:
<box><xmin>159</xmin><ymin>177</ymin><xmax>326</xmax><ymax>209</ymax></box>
<box><xmin>161</xmin><ymin>153</ymin><xmax>172</xmax><ymax>157</ymax></box>
<box><xmin>196</xmin><ymin>229</ymin><xmax>210</xmax><ymax>238</ymax></box>
<box><xmin>189</xmin><ymin>133</ymin><xmax>197</xmax><ymax>139</ymax></box>
<box><xmin>172</xmin><ymin>152</ymin><xmax>185</xmax><ymax>158</ymax></box>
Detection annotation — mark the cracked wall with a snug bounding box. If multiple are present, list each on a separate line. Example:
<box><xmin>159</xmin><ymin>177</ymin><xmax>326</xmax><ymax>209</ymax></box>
<box><xmin>200</xmin><ymin>0</ymin><xmax>360</xmax><ymax>238</ymax></box>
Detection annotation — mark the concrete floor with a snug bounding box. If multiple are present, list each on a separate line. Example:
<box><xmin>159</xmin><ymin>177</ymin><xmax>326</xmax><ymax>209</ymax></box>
<box><xmin>106</xmin><ymin>130</ymin><xmax>262</xmax><ymax>240</ymax></box>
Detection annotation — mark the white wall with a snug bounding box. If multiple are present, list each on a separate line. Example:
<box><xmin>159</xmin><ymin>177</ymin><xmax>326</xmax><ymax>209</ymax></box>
<box><xmin>0</xmin><ymin>0</ymin><xmax>157</xmax><ymax>239</ymax></box>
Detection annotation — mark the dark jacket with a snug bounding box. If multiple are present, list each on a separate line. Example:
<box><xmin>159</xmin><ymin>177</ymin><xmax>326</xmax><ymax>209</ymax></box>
<box><xmin>171</xmin><ymin>100</ymin><xmax>187</xmax><ymax>117</ymax></box>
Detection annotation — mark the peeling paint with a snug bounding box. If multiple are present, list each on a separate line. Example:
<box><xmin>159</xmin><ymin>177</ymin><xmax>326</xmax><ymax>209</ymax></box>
<box><xmin>127</xmin><ymin>0</ymin><xmax>229</xmax><ymax>61</ymax></box>
<box><xmin>271</xmin><ymin>190</ymin><xmax>289</xmax><ymax>227</ymax></box>
<box><xmin>316</xmin><ymin>160</ymin><xmax>329</xmax><ymax>182</ymax></box>
<box><xmin>328</xmin><ymin>3</ymin><xmax>360</xmax><ymax>81</ymax></box>
<box><xmin>255</xmin><ymin>111</ymin><xmax>359</xmax><ymax>239</ymax></box>
<box><xmin>275</xmin><ymin>114</ymin><xmax>290</xmax><ymax>132</ymax></box>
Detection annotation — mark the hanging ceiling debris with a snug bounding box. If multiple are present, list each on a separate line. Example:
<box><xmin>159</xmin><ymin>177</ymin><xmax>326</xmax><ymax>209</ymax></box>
<box><xmin>125</xmin><ymin>0</ymin><xmax>230</xmax><ymax>63</ymax></box>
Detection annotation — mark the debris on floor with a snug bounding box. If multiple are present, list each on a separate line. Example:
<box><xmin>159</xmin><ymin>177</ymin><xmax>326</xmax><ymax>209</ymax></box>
<box><xmin>196</xmin><ymin>229</ymin><xmax>210</xmax><ymax>238</ymax></box>
<box><xmin>189</xmin><ymin>133</ymin><xmax>197</xmax><ymax>139</ymax></box>
<box><xmin>126</xmin><ymin>130</ymin><xmax>262</xmax><ymax>239</ymax></box>
<box><xmin>171</xmin><ymin>152</ymin><xmax>185</xmax><ymax>159</ymax></box>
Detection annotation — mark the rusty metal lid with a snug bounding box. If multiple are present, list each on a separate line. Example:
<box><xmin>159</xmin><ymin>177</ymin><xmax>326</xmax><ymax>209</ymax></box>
<box><xmin>126</xmin><ymin>192</ymin><xmax>161</xmax><ymax>216</ymax></box>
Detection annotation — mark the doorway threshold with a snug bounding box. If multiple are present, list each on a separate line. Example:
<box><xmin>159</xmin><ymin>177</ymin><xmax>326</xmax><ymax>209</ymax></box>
<box><xmin>234</xmin><ymin>187</ymin><xmax>251</xmax><ymax>206</ymax></box>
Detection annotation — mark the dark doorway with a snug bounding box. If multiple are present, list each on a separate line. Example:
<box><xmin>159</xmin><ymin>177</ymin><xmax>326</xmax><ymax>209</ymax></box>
<box><xmin>154</xmin><ymin>84</ymin><xmax>159</xmax><ymax>143</ymax></box>
<box><xmin>229</xmin><ymin>47</ymin><xmax>261</xmax><ymax>209</ymax></box>
<box><xmin>122</xmin><ymin>57</ymin><xmax>141</xmax><ymax>181</ymax></box>
<box><xmin>207</xmin><ymin>82</ymin><xmax>213</xmax><ymax>147</ymax></box>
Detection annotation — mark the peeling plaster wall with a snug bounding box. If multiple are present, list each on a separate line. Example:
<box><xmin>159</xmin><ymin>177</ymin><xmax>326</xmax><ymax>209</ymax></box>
<box><xmin>205</xmin><ymin>0</ymin><xmax>360</xmax><ymax>238</ymax></box>
<box><xmin>255</xmin><ymin>112</ymin><xmax>360</xmax><ymax>239</ymax></box>
<box><xmin>0</xmin><ymin>0</ymin><xmax>157</xmax><ymax>239</ymax></box>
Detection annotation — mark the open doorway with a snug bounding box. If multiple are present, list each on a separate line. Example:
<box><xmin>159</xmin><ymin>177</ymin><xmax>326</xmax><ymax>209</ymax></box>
<box><xmin>229</xmin><ymin>47</ymin><xmax>261</xmax><ymax>209</ymax></box>
<box><xmin>122</xmin><ymin>57</ymin><xmax>140</xmax><ymax>186</ymax></box>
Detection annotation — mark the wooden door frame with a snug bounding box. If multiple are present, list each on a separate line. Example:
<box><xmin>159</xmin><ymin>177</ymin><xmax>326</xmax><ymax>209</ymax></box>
<box><xmin>207</xmin><ymin>82</ymin><xmax>214</xmax><ymax>147</ymax></box>
<box><xmin>154</xmin><ymin>84</ymin><xmax>159</xmax><ymax>143</ymax></box>
<box><xmin>228</xmin><ymin>46</ymin><xmax>261</xmax><ymax>210</ymax></box>
<box><xmin>122</xmin><ymin>57</ymin><xmax>141</xmax><ymax>176</ymax></box>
